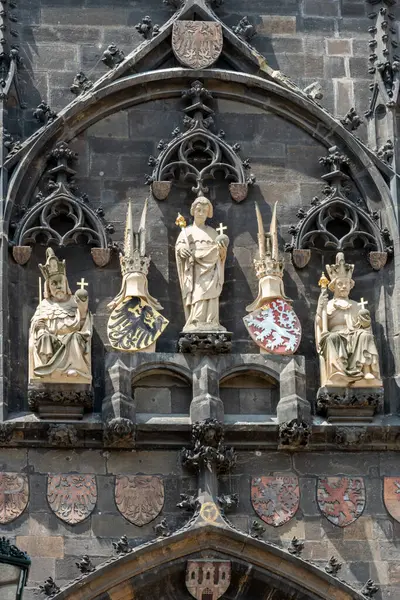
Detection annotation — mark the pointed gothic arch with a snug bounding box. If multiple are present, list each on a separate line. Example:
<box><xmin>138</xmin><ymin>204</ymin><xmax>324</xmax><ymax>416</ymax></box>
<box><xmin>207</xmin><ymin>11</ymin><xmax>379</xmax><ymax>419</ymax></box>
<box><xmin>51</xmin><ymin>525</ymin><xmax>367</xmax><ymax>600</ymax></box>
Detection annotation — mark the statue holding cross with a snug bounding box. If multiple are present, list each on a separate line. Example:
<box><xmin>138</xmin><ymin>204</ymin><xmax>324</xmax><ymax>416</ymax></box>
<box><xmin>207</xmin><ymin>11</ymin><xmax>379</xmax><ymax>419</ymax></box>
<box><xmin>315</xmin><ymin>252</ymin><xmax>381</xmax><ymax>389</ymax></box>
<box><xmin>29</xmin><ymin>248</ymin><xmax>93</xmax><ymax>384</ymax></box>
<box><xmin>175</xmin><ymin>195</ymin><xmax>229</xmax><ymax>332</ymax></box>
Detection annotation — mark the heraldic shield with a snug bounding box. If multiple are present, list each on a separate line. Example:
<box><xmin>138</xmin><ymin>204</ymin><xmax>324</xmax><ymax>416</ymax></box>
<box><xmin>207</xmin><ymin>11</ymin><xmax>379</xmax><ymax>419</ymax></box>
<box><xmin>251</xmin><ymin>476</ymin><xmax>300</xmax><ymax>527</ymax></box>
<box><xmin>107</xmin><ymin>297</ymin><xmax>169</xmax><ymax>352</ymax></box>
<box><xmin>186</xmin><ymin>560</ymin><xmax>231</xmax><ymax>600</ymax></box>
<box><xmin>47</xmin><ymin>474</ymin><xmax>97</xmax><ymax>524</ymax></box>
<box><xmin>317</xmin><ymin>477</ymin><xmax>366</xmax><ymax>527</ymax></box>
<box><xmin>244</xmin><ymin>299</ymin><xmax>302</xmax><ymax>355</ymax></box>
<box><xmin>384</xmin><ymin>477</ymin><xmax>400</xmax><ymax>523</ymax></box>
<box><xmin>0</xmin><ymin>472</ymin><xmax>29</xmax><ymax>524</ymax></box>
<box><xmin>172</xmin><ymin>21</ymin><xmax>223</xmax><ymax>69</ymax></box>
<box><xmin>115</xmin><ymin>475</ymin><xmax>164</xmax><ymax>526</ymax></box>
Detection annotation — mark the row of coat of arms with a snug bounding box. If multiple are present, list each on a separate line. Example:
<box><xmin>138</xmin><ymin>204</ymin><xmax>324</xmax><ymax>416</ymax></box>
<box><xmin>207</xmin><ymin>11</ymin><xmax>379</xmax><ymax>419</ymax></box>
<box><xmin>1</xmin><ymin>472</ymin><xmax>400</xmax><ymax>528</ymax></box>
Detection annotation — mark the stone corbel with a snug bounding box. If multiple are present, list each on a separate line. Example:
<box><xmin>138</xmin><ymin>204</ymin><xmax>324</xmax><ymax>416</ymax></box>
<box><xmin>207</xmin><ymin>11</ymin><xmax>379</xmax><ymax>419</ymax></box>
<box><xmin>102</xmin><ymin>358</ymin><xmax>136</xmax><ymax>447</ymax></box>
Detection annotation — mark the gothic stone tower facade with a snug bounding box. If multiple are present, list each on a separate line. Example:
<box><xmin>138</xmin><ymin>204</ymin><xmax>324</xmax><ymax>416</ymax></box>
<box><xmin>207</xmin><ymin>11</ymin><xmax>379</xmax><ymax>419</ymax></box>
<box><xmin>0</xmin><ymin>1</ymin><xmax>400</xmax><ymax>599</ymax></box>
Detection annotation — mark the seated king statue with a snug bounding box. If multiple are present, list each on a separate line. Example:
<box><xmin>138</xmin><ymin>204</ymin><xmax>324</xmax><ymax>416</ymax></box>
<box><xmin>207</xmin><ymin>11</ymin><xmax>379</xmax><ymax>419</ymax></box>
<box><xmin>315</xmin><ymin>252</ymin><xmax>382</xmax><ymax>388</ymax></box>
<box><xmin>29</xmin><ymin>248</ymin><xmax>93</xmax><ymax>384</ymax></box>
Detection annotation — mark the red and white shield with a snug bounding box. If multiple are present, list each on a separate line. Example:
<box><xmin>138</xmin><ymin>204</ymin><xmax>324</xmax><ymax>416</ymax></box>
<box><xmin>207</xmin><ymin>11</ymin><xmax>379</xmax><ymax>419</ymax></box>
<box><xmin>0</xmin><ymin>473</ymin><xmax>29</xmax><ymax>524</ymax></box>
<box><xmin>172</xmin><ymin>21</ymin><xmax>223</xmax><ymax>69</ymax></box>
<box><xmin>317</xmin><ymin>477</ymin><xmax>365</xmax><ymax>527</ymax></box>
<box><xmin>251</xmin><ymin>476</ymin><xmax>299</xmax><ymax>527</ymax></box>
<box><xmin>47</xmin><ymin>474</ymin><xmax>97</xmax><ymax>524</ymax></box>
<box><xmin>244</xmin><ymin>299</ymin><xmax>301</xmax><ymax>355</ymax></box>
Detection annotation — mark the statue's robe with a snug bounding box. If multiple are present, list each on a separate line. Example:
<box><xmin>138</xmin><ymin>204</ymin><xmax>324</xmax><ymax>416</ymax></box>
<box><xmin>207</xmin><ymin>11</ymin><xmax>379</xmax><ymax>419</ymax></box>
<box><xmin>29</xmin><ymin>297</ymin><xmax>92</xmax><ymax>383</ymax></box>
<box><xmin>316</xmin><ymin>298</ymin><xmax>381</xmax><ymax>387</ymax></box>
<box><xmin>175</xmin><ymin>224</ymin><xmax>226</xmax><ymax>332</ymax></box>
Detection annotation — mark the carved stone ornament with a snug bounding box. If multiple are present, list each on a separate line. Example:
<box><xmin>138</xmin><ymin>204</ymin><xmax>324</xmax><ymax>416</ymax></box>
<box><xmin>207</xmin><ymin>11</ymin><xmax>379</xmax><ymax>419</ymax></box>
<box><xmin>292</xmin><ymin>249</ymin><xmax>311</xmax><ymax>269</ymax></box>
<box><xmin>288</xmin><ymin>536</ymin><xmax>304</xmax><ymax>557</ymax></box>
<box><xmin>383</xmin><ymin>477</ymin><xmax>400</xmax><ymax>523</ymax></box>
<box><xmin>0</xmin><ymin>422</ymin><xmax>15</xmax><ymax>444</ymax></box>
<box><xmin>104</xmin><ymin>417</ymin><xmax>135</xmax><ymax>448</ymax></box>
<box><xmin>11</xmin><ymin>142</ymin><xmax>112</xmax><ymax>266</ymax></box>
<box><xmin>279</xmin><ymin>419</ymin><xmax>311</xmax><ymax>448</ymax></box>
<box><xmin>250</xmin><ymin>519</ymin><xmax>266</xmax><ymax>538</ymax></box>
<box><xmin>47</xmin><ymin>474</ymin><xmax>97</xmax><ymax>524</ymax></box>
<box><xmin>12</xmin><ymin>245</ymin><xmax>32</xmax><ymax>265</ymax></box>
<box><xmin>0</xmin><ymin>473</ymin><xmax>29</xmax><ymax>524</ymax></box>
<box><xmin>182</xmin><ymin>419</ymin><xmax>237</xmax><ymax>474</ymax></box>
<box><xmin>186</xmin><ymin>560</ymin><xmax>231</xmax><ymax>600</ymax></box>
<box><xmin>112</xmin><ymin>535</ymin><xmax>132</xmax><ymax>555</ymax></box>
<box><xmin>361</xmin><ymin>579</ymin><xmax>379</xmax><ymax>599</ymax></box>
<box><xmin>147</xmin><ymin>81</ymin><xmax>254</xmax><ymax>202</ymax></box>
<box><xmin>91</xmin><ymin>248</ymin><xmax>111</xmax><ymax>268</ymax></box>
<box><xmin>47</xmin><ymin>424</ymin><xmax>78</xmax><ymax>447</ymax></box>
<box><xmin>317</xmin><ymin>477</ymin><xmax>366</xmax><ymax>527</ymax></box>
<box><xmin>39</xmin><ymin>576</ymin><xmax>60</xmax><ymax>597</ymax></box>
<box><xmin>251</xmin><ymin>476</ymin><xmax>299</xmax><ymax>527</ymax></box>
<box><xmin>178</xmin><ymin>331</ymin><xmax>232</xmax><ymax>354</ymax></box>
<box><xmin>153</xmin><ymin>517</ymin><xmax>171</xmax><ymax>537</ymax></box>
<box><xmin>325</xmin><ymin>556</ymin><xmax>342</xmax><ymax>576</ymax></box>
<box><xmin>369</xmin><ymin>250</ymin><xmax>388</xmax><ymax>270</ymax></box>
<box><xmin>335</xmin><ymin>426</ymin><xmax>371</xmax><ymax>447</ymax></box>
<box><xmin>115</xmin><ymin>475</ymin><xmax>164</xmax><ymax>526</ymax></box>
<box><xmin>172</xmin><ymin>21</ymin><xmax>223</xmax><ymax>69</ymax></box>
<box><xmin>317</xmin><ymin>387</ymin><xmax>383</xmax><ymax>418</ymax></box>
<box><xmin>76</xmin><ymin>555</ymin><xmax>95</xmax><ymax>574</ymax></box>
<box><xmin>28</xmin><ymin>388</ymin><xmax>93</xmax><ymax>415</ymax></box>
<box><xmin>287</xmin><ymin>147</ymin><xmax>390</xmax><ymax>267</ymax></box>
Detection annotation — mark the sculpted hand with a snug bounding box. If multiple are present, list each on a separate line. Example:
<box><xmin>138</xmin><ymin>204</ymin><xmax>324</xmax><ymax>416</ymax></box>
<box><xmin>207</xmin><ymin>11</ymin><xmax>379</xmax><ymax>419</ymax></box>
<box><xmin>317</xmin><ymin>289</ymin><xmax>328</xmax><ymax>312</ymax></box>
<box><xmin>218</xmin><ymin>242</ymin><xmax>227</xmax><ymax>261</ymax></box>
<box><xmin>179</xmin><ymin>247</ymin><xmax>192</xmax><ymax>259</ymax></box>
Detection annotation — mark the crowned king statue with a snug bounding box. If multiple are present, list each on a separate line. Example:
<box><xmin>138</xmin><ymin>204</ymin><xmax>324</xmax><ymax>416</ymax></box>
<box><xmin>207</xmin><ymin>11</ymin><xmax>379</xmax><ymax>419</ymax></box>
<box><xmin>315</xmin><ymin>252</ymin><xmax>382</xmax><ymax>388</ymax></box>
<box><xmin>29</xmin><ymin>248</ymin><xmax>93</xmax><ymax>384</ymax></box>
<box><xmin>107</xmin><ymin>199</ymin><xmax>168</xmax><ymax>352</ymax></box>
<box><xmin>244</xmin><ymin>202</ymin><xmax>301</xmax><ymax>355</ymax></box>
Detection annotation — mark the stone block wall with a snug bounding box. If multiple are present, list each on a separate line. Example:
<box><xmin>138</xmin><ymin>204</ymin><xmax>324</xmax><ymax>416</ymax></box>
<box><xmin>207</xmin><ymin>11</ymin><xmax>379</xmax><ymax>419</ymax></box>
<box><xmin>1</xmin><ymin>447</ymin><xmax>400</xmax><ymax>599</ymax></box>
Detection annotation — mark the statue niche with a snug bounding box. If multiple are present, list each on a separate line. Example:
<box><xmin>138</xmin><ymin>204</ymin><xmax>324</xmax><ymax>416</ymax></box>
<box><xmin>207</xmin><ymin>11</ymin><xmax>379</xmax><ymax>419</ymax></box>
<box><xmin>315</xmin><ymin>252</ymin><xmax>382</xmax><ymax>390</ymax></box>
<box><xmin>29</xmin><ymin>248</ymin><xmax>92</xmax><ymax>385</ymax></box>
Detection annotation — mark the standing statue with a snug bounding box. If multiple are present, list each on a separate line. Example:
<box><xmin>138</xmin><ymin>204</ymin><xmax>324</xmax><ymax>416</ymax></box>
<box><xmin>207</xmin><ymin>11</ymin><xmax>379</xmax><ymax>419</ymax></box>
<box><xmin>107</xmin><ymin>199</ymin><xmax>168</xmax><ymax>351</ymax></box>
<box><xmin>315</xmin><ymin>252</ymin><xmax>382</xmax><ymax>388</ymax></box>
<box><xmin>29</xmin><ymin>248</ymin><xmax>92</xmax><ymax>384</ymax></box>
<box><xmin>175</xmin><ymin>195</ymin><xmax>229</xmax><ymax>332</ymax></box>
<box><xmin>244</xmin><ymin>202</ymin><xmax>301</xmax><ymax>354</ymax></box>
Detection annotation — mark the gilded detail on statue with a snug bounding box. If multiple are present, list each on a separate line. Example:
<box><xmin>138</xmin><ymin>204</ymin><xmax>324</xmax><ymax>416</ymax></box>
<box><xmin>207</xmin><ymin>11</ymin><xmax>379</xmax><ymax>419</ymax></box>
<box><xmin>29</xmin><ymin>248</ymin><xmax>92</xmax><ymax>384</ymax></box>
<box><xmin>315</xmin><ymin>253</ymin><xmax>382</xmax><ymax>388</ymax></box>
<box><xmin>176</xmin><ymin>196</ymin><xmax>229</xmax><ymax>333</ymax></box>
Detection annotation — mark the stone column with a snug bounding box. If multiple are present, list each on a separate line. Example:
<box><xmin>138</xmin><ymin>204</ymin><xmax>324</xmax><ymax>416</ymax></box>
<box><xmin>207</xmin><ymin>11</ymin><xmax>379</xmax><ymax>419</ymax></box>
<box><xmin>190</xmin><ymin>358</ymin><xmax>223</xmax><ymax>423</ymax></box>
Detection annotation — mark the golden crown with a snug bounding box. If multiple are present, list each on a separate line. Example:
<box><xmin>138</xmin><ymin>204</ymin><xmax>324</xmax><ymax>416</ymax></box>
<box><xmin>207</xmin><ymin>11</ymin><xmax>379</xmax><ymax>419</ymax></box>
<box><xmin>39</xmin><ymin>248</ymin><xmax>66</xmax><ymax>280</ymax></box>
<box><xmin>326</xmin><ymin>252</ymin><xmax>354</xmax><ymax>282</ymax></box>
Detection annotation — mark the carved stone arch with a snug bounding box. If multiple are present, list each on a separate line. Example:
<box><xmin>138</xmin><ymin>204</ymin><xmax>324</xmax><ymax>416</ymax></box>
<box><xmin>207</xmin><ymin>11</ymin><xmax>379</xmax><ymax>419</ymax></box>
<box><xmin>51</xmin><ymin>525</ymin><xmax>367</xmax><ymax>600</ymax></box>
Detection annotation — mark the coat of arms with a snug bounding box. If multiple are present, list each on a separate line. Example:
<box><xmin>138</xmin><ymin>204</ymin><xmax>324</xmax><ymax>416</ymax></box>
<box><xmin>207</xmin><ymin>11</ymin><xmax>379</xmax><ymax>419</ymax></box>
<box><xmin>384</xmin><ymin>477</ymin><xmax>400</xmax><ymax>523</ymax></box>
<box><xmin>0</xmin><ymin>472</ymin><xmax>29</xmax><ymax>524</ymax></box>
<box><xmin>172</xmin><ymin>21</ymin><xmax>223</xmax><ymax>69</ymax></box>
<box><xmin>47</xmin><ymin>474</ymin><xmax>97</xmax><ymax>524</ymax></box>
<box><xmin>186</xmin><ymin>560</ymin><xmax>231</xmax><ymax>600</ymax></box>
<box><xmin>244</xmin><ymin>299</ymin><xmax>302</xmax><ymax>355</ymax></box>
<box><xmin>108</xmin><ymin>297</ymin><xmax>168</xmax><ymax>352</ymax></box>
<box><xmin>115</xmin><ymin>475</ymin><xmax>164</xmax><ymax>526</ymax></box>
<box><xmin>251</xmin><ymin>476</ymin><xmax>299</xmax><ymax>527</ymax></box>
<box><xmin>317</xmin><ymin>477</ymin><xmax>365</xmax><ymax>527</ymax></box>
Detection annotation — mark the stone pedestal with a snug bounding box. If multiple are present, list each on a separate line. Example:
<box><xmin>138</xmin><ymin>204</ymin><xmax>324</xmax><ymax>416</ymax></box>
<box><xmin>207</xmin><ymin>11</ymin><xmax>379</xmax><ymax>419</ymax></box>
<box><xmin>178</xmin><ymin>331</ymin><xmax>232</xmax><ymax>354</ymax></box>
<box><xmin>317</xmin><ymin>386</ymin><xmax>384</xmax><ymax>423</ymax></box>
<box><xmin>191</xmin><ymin>359</ymin><xmax>223</xmax><ymax>423</ymax></box>
<box><xmin>28</xmin><ymin>383</ymin><xmax>93</xmax><ymax>420</ymax></box>
<box><xmin>276</xmin><ymin>357</ymin><xmax>311</xmax><ymax>448</ymax></box>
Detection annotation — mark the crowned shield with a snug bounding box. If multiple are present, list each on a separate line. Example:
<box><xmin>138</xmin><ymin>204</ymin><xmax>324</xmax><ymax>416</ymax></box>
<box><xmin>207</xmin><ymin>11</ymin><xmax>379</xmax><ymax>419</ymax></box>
<box><xmin>172</xmin><ymin>21</ymin><xmax>223</xmax><ymax>69</ymax></box>
<box><xmin>384</xmin><ymin>477</ymin><xmax>400</xmax><ymax>523</ymax></box>
<box><xmin>47</xmin><ymin>474</ymin><xmax>97</xmax><ymax>524</ymax></box>
<box><xmin>186</xmin><ymin>560</ymin><xmax>231</xmax><ymax>600</ymax></box>
<box><xmin>251</xmin><ymin>476</ymin><xmax>299</xmax><ymax>527</ymax></box>
<box><xmin>244</xmin><ymin>299</ymin><xmax>302</xmax><ymax>355</ymax></box>
<box><xmin>317</xmin><ymin>477</ymin><xmax>365</xmax><ymax>527</ymax></box>
<box><xmin>0</xmin><ymin>473</ymin><xmax>29</xmax><ymax>524</ymax></box>
<box><xmin>115</xmin><ymin>475</ymin><xmax>164</xmax><ymax>526</ymax></box>
<box><xmin>107</xmin><ymin>297</ymin><xmax>169</xmax><ymax>352</ymax></box>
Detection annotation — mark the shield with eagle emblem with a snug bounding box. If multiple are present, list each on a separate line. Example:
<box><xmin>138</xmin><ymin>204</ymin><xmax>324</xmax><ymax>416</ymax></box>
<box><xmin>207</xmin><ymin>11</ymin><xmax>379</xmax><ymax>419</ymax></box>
<box><xmin>115</xmin><ymin>475</ymin><xmax>164</xmax><ymax>526</ymax></box>
<box><xmin>172</xmin><ymin>21</ymin><xmax>223</xmax><ymax>69</ymax></box>
<box><xmin>384</xmin><ymin>477</ymin><xmax>400</xmax><ymax>523</ymax></box>
<box><xmin>0</xmin><ymin>473</ymin><xmax>29</xmax><ymax>524</ymax></box>
<box><xmin>244</xmin><ymin>299</ymin><xmax>302</xmax><ymax>355</ymax></box>
<box><xmin>47</xmin><ymin>474</ymin><xmax>97</xmax><ymax>524</ymax></box>
<box><xmin>107</xmin><ymin>296</ymin><xmax>169</xmax><ymax>352</ymax></box>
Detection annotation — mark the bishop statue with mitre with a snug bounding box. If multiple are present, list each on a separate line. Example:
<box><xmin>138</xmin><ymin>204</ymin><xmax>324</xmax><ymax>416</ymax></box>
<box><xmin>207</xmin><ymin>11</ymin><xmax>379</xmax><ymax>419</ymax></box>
<box><xmin>29</xmin><ymin>248</ymin><xmax>92</xmax><ymax>384</ymax></box>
